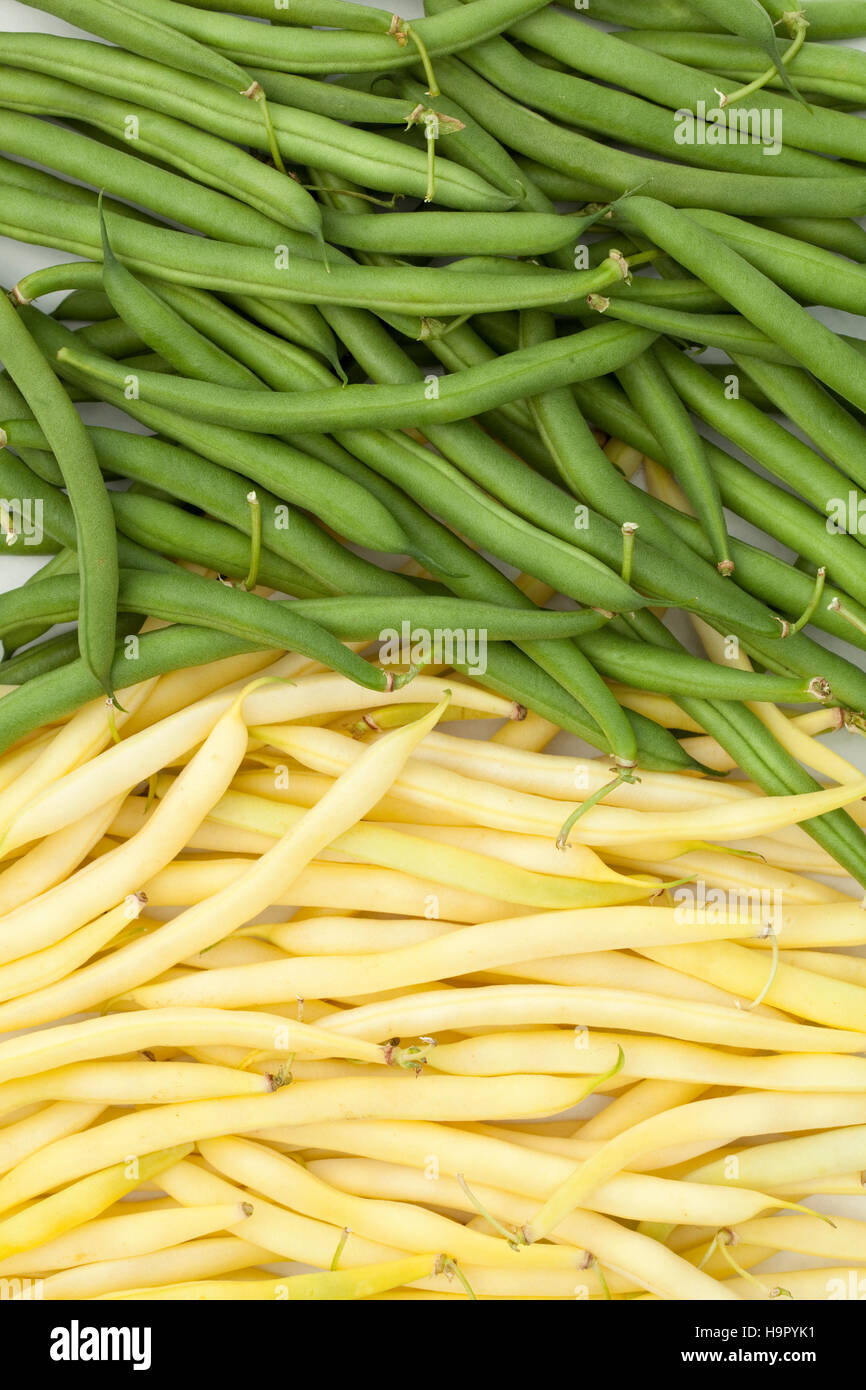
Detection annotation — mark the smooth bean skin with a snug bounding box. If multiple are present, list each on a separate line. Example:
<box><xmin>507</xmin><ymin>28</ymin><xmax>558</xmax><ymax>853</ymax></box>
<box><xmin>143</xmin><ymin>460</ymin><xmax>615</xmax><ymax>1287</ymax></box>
<box><xmin>434</xmin><ymin>3</ymin><xmax>837</xmax><ymax>178</ymax></box>
<box><xmin>0</xmin><ymin>571</ymin><xmax>407</xmax><ymax>693</ymax></box>
<box><xmin>585</xmin><ymin>298</ymin><xmax>796</xmax><ymax>366</ymax></box>
<box><xmin>321</xmin><ymin>209</ymin><xmax>595</xmax><ymax>257</ymax></box>
<box><xmin>574</xmin><ymin>630</ymin><xmax>826</xmax><ymax>704</ymax></box>
<box><xmin>0</xmin><ymin>295</ymin><xmax>117</xmax><ymax>697</ymax></box>
<box><xmin>0</xmin><ymin>616</ymin><xmax>143</xmax><ymax>687</ymax></box>
<box><xmin>431</xmin><ymin>53</ymin><xmax>866</xmax><ymax>216</ymax></box>
<box><xmin>510</xmin><ymin>9</ymin><xmax>866</xmax><ymax>166</ymax></box>
<box><xmin>94</xmin><ymin>0</ymin><xmax>553</xmax><ymax>71</ymax></box>
<box><xmin>56</xmin><ymin>319</ymin><xmax>657</xmax><ymax>436</ymax></box>
<box><xmin>3</xmin><ymin>187</ymin><xmax>642</xmax><ymax>316</ymax></box>
<box><xmin>0</xmin><ymin>574</ymin><xmax>617</xmax><ymax>650</ymax></box>
<box><xmin>584</xmin><ymin>0</ymin><xmax>866</xmax><ymax>37</ymax></box>
<box><xmin>0</xmin><ymin>35</ymin><xmax>512</xmax><ymax>213</ymax></box>
<box><xmin>0</xmin><ymin>76</ymin><xmax>319</xmax><ymax>241</ymax></box>
<box><xmin>614</xmin><ymin>197</ymin><xmax>866</xmax><ymax>417</ymax></box>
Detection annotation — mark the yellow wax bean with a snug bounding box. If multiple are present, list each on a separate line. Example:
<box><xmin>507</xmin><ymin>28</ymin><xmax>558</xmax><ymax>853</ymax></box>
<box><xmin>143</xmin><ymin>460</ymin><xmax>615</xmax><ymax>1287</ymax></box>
<box><xmin>0</xmin><ymin>1008</ymin><xmax>384</xmax><ymax>1082</ymax></box>
<box><xmin>121</xmin><ymin>650</ymin><xmax>287</xmax><ymax>737</ymax></box>
<box><xmin>638</xmin><ymin>940</ymin><xmax>866</xmax><ymax>1030</ymax></box>
<box><xmin>408</xmin><ymin>730</ymin><xmax>756</xmax><ymax>809</ymax></box>
<box><xmin>35</xmin><ymin>1236</ymin><xmax>274</xmax><ymax>1300</ymax></box>
<box><xmin>0</xmin><ymin>681</ymin><xmax>263</xmax><ymax>965</ymax></box>
<box><xmin>686</xmin><ymin>1124</ymin><xmax>866</xmax><ymax>1189</ymax></box>
<box><xmin>158</xmin><ymin>786</ymin><xmax>653</xmax><ymax>908</ymax></box>
<box><xmin>693</xmin><ymin>615</ymin><xmax>862</xmax><ymax>787</ymax></box>
<box><xmin>606</xmin><ymin>849</ymin><xmax>847</xmax><ymax>905</ymax></box>
<box><xmin>0</xmin><ymin>678</ymin><xmax>157</xmax><ymax>842</ymax></box>
<box><xmin>0</xmin><ymin>1202</ymin><xmax>250</xmax><ymax>1276</ymax></box>
<box><xmin>0</xmin><ymin>703</ymin><xmax>461</xmax><ymax>1031</ymax></box>
<box><xmin>253</xmin><ymin>724</ymin><xmax>866</xmax><ymax>846</ymax></box>
<box><xmin>0</xmin><ymin>894</ymin><xmax>144</xmax><ymax>1004</ymax></box>
<box><xmin>107</xmin><ymin>1254</ymin><xmax>441</xmax><ymax>1301</ymax></box>
<box><xmin>529</xmin><ymin>1093</ymin><xmax>866</xmax><ymax>1242</ymax></box>
<box><xmin>721</xmin><ymin>1268</ymin><xmax>866</xmax><ymax>1301</ymax></box>
<box><xmin>200</xmin><ymin>1136</ymin><xmax>588</xmax><ymax>1272</ymax></box>
<box><xmin>491</xmin><ymin>711</ymin><xmax>559</xmax><ymax>749</ymax></box>
<box><xmin>0</xmin><ymin>796</ymin><xmax>124</xmax><ymax>917</ymax></box>
<box><xmin>122</xmin><ymin>905</ymin><xmax>762</xmax><ymax>1011</ymax></box>
<box><xmin>0</xmin><ymin>1144</ymin><xmax>191</xmax><ymax>1261</ymax></box>
<box><xmin>0</xmin><ymin>1061</ymin><xmax>276</xmax><ymax>1120</ymax></box>
<box><xmin>232</xmin><ymin>769</ymin><xmax>467</xmax><ymax>826</ymax></box>
<box><xmin>5</xmin><ymin>676</ymin><xmax>510</xmax><ymax>851</ymax></box>
<box><xmin>0</xmin><ymin>1103</ymin><xmax>105</xmax><ymax>1177</ymax></box>
<box><xmin>142</xmin><ymin>858</ymin><xmax>518</xmax><ymax>923</ymax></box>
<box><xmin>0</xmin><ymin>1074</ymin><xmax>593</xmax><ymax>1212</ymax></box>
<box><xmin>0</xmin><ymin>732</ymin><xmax>52</xmax><ymax>795</ymax></box>
<box><xmin>776</xmin><ymin>949</ymin><xmax>866</xmax><ymax>988</ymax></box>
<box><xmin>317</xmin><ymin>983</ymin><xmax>864</xmax><ymax>1051</ymax></box>
<box><xmin>484</xmin><ymin>950</ymin><xmax>779</xmax><ymax>1009</ymax></box>
<box><xmin>429</xmin><ymin>1029</ymin><xmax>866</xmax><ymax>1092</ymax></box>
<box><xmin>577</xmin><ymin>1080</ymin><xmax>707</xmax><ymax>1142</ymax></box>
<box><xmin>259</xmin><ymin>915</ymin><xmax>455</xmax><ymax>955</ymax></box>
<box><xmin>605</xmin><ymin>684</ymin><xmax>702</xmax><ymax>733</ymax></box>
<box><xmin>159</xmin><ymin>1155</ymin><xmax>400</xmax><ymax>1268</ymax></box>
<box><xmin>728</xmin><ymin>1214</ymin><xmax>866</xmax><ymax>1262</ymax></box>
<box><xmin>257</xmin><ymin>1119</ymin><xmax>788</xmax><ymax>1227</ymax></box>
<box><xmin>298</xmin><ymin>1157</ymin><xmax>736</xmax><ymax>1301</ymax></box>
<box><xmin>680</xmin><ymin>708</ymin><xmax>841</xmax><ymax>775</ymax></box>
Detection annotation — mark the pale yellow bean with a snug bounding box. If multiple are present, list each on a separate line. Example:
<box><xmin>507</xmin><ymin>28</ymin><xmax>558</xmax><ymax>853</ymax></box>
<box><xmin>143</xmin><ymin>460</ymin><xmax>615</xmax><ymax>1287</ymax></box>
<box><xmin>317</xmin><ymin>983</ymin><xmax>864</xmax><ymax>1051</ymax></box>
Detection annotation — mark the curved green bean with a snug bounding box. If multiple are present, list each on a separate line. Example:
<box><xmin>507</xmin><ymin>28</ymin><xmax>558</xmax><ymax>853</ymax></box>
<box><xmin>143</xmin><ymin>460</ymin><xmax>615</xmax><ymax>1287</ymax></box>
<box><xmin>0</xmin><ymin>294</ymin><xmax>117</xmax><ymax>697</ymax></box>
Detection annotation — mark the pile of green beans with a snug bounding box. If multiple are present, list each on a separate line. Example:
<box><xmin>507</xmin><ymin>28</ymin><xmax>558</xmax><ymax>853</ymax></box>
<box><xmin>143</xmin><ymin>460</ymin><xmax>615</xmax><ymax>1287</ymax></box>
<box><xmin>2</xmin><ymin>0</ymin><xmax>866</xmax><ymax>882</ymax></box>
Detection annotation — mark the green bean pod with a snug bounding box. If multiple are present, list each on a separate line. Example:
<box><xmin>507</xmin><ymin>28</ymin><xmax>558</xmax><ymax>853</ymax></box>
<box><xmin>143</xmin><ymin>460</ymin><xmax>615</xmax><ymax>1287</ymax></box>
<box><xmin>0</xmin><ymin>295</ymin><xmax>118</xmax><ymax>697</ymax></box>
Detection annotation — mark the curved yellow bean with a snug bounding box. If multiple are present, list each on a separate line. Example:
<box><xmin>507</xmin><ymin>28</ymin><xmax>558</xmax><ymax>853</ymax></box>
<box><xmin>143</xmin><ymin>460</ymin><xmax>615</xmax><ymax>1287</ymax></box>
<box><xmin>0</xmin><ymin>1074</ymin><xmax>593</xmax><ymax>1212</ymax></box>
<box><xmin>317</xmin><ymin>983</ymin><xmax>866</xmax><ymax>1052</ymax></box>
<box><xmin>0</xmin><ymin>1144</ymin><xmax>191</xmax><ymax>1261</ymax></box>
<box><xmin>0</xmin><ymin>1060</ymin><xmax>275</xmax><ymax>1120</ymax></box>
<box><xmin>121</xmin><ymin>905</ymin><xmax>764</xmax><ymax>1011</ymax></box>
<box><xmin>106</xmin><ymin>1254</ymin><xmax>441</xmax><ymax>1300</ymax></box>
<box><xmin>530</xmin><ymin>1093</ymin><xmax>866</xmax><ymax>1242</ymax></box>
<box><xmin>255</xmin><ymin>724</ymin><xmax>866</xmax><ymax>846</ymax></box>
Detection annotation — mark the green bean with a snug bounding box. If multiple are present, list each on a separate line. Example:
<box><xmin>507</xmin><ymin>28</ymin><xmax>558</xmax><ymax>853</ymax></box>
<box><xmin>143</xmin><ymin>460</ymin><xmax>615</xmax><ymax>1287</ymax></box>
<box><xmin>181</xmin><ymin>0</ymin><xmax>398</xmax><ymax>28</ymax></box>
<box><xmin>585</xmin><ymin>0</ymin><xmax>866</xmax><ymax>38</ymax></box>
<box><xmin>3</xmin><ymin>188</ymin><xmax>647</xmax><ymax>316</ymax></box>
<box><xmin>56</xmin><ymin>316</ymin><xmax>657</xmax><ymax>435</ymax></box>
<box><xmin>620</xmin><ymin>29</ymin><xmax>866</xmax><ymax>92</ymax></box>
<box><xmin>569</xmin><ymin>378</ymin><xmax>866</xmax><ymax>713</ymax></box>
<box><xmin>655</xmin><ymin>341</ymin><xmax>866</xmax><ymax>531</ymax></box>
<box><xmin>613</xmin><ymin>196</ymin><xmax>866</xmax><ymax>417</ymax></box>
<box><xmin>106</xmin><ymin>494</ymin><xmax>328</xmax><ymax>599</ymax></box>
<box><xmin>585</xmin><ymin>296</ymin><xmax>795</xmax><ymax>365</ymax></box>
<box><xmin>18</xmin><ymin>312</ymin><xmax>416</xmax><ymax>559</ymax></box>
<box><xmin>430</xmin><ymin>53</ymin><xmax>866</xmax><ymax>216</ymax></box>
<box><xmin>0</xmin><ymin>294</ymin><xmax>117</xmax><ymax>697</ymax></box>
<box><xmin>574</xmin><ymin>629</ymin><xmax>827</xmax><ymax>704</ymax></box>
<box><xmin>0</xmin><ymin>569</ymin><xmax>409</xmax><ymax>693</ymax></box>
<box><xmin>0</xmin><ymin>569</ymin><xmax>619</xmax><ymax>651</ymax></box>
<box><xmin>226</xmin><ymin>296</ymin><xmax>342</xmax><ymax>376</ymax></box>
<box><xmin>0</xmin><ymin>615</ymin><xmax>144</xmax><ymax>688</ymax></box>
<box><xmin>85</xmin><ymin>0</ymin><xmax>553</xmax><ymax>72</ymax></box>
<box><xmin>50</xmin><ymin>289</ymin><xmax>116</xmax><ymax>323</ymax></box>
<box><xmin>245</xmin><ymin>68</ymin><xmax>420</xmax><ymax>123</ymax></box>
<box><xmin>321</xmin><ymin>301</ymin><xmax>782</xmax><ymax>638</ymax></box>
<box><xmin>688</xmin><ymin>0</ymin><xmax>804</xmax><ymax>104</ymax></box>
<box><xmin>731</xmin><ymin>355</ymin><xmax>866</xmax><ymax>491</ymax></box>
<box><xmin>0</xmin><ymin>81</ymin><xmax>321</xmax><ymax>242</ymax></box>
<box><xmin>643</xmin><ymin>487</ymin><xmax>866</xmax><ymax>657</ymax></box>
<box><xmin>0</xmin><ymin>36</ymin><xmax>512</xmax><ymax>213</ymax></box>
<box><xmin>753</xmin><ymin>217</ymin><xmax>866</xmax><ymax>264</ymax></box>
<box><xmin>682</xmin><ymin>209</ymin><xmax>866</xmax><ymax>316</ymax></box>
<box><xmin>616</xmin><ymin>348</ymin><xmax>732</xmax><ymax>574</ymax></box>
<box><xmin>511</xmin><ymin>159</ymin><xmax>617</xmax><ymax>206</ymax></box>
<box><xmin>385</xmin><ymin>71</ymin><xmax>530</xmax><ymax>203</ymax></box>
<box><xmin>510</xmin><ymin>10</ymin><xmax>866</xmax><ymax>166</ymax></box>
<box><xmin>320</xmin><ymin>209</ymin><xmax>597</xmax><ymax>258</ymax></box>
<box><xmin>433</xmin><ymin>1</ymin><xmax>833</xmax><ymax>176</ymax></box>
